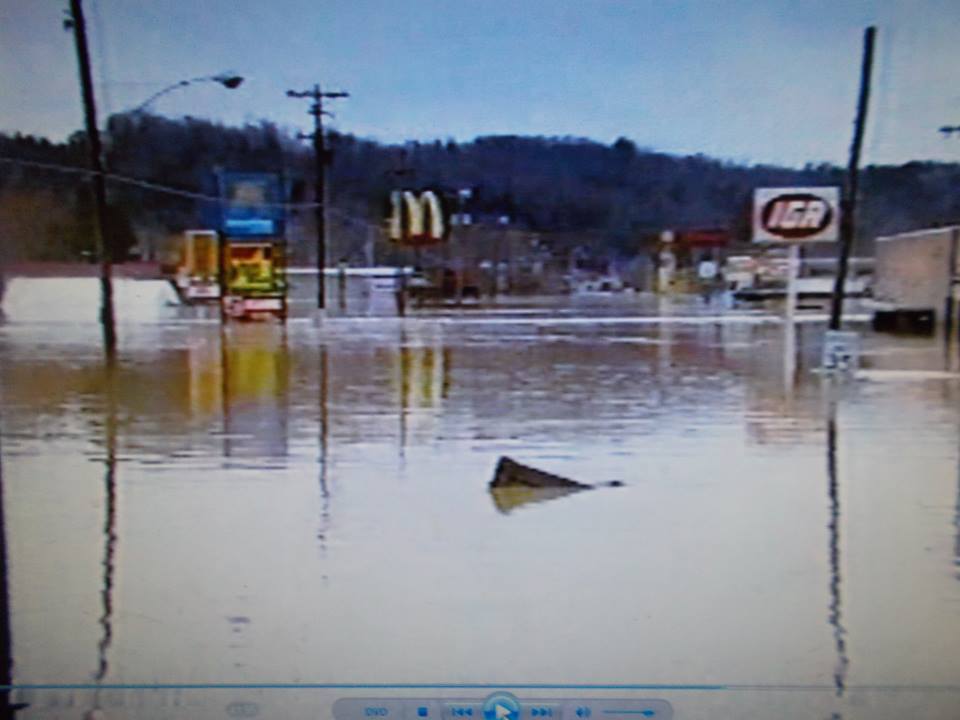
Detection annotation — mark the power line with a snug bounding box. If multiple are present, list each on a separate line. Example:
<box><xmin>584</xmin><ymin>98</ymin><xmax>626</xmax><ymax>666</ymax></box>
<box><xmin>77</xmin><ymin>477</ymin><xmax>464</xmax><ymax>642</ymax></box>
<box><xmin>0</xmin><ymin>155</ymin><xmax>311</xmax><ymax>208</ymax></box>
<box><xmin>0</xmin><ymin>155</ymin><xmax>91</xmax><ymax>178</ymax></box>
<box><xmin>0</xmin><ymin>154</ymin><xmax>381</xmax><ymax>228</ymax></box>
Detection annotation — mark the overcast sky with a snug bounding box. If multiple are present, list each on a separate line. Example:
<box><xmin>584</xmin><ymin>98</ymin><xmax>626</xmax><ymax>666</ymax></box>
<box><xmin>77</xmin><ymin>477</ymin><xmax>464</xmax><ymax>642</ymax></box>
<box><xmin>2</xmin><ymin>0</ymin><xmax>959</xmax><ymax>167</ymax></box>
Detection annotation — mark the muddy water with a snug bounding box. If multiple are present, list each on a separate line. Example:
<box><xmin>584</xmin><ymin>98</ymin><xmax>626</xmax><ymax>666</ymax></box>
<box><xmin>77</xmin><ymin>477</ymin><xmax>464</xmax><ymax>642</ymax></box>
<box><xmin>0</xmin><ymin>297</ymin><xmax>958</xmax><ymax>718</ymax></box>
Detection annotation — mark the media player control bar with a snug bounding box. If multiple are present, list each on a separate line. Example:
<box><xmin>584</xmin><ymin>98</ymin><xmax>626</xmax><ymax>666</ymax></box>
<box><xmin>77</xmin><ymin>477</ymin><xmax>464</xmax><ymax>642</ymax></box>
<box><xmin>332</xmin><ymin>698</ymin><xmax>673</xmax><ymax>720</ymax></box>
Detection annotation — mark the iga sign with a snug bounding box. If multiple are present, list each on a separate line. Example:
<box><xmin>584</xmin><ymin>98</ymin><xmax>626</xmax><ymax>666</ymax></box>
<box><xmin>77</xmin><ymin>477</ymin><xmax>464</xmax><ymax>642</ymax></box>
<box><xmin>753</xmin><ymin>187</ymin><xmax>840</xmax><ymax>243</ymax></box>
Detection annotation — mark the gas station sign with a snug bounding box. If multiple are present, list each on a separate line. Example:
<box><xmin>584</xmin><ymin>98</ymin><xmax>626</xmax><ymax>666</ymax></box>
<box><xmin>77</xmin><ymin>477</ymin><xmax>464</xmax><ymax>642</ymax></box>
<box><xmin>219</xmin><ymin>173</ymin><xmax>286</xmax><ymax>237</ymax></box>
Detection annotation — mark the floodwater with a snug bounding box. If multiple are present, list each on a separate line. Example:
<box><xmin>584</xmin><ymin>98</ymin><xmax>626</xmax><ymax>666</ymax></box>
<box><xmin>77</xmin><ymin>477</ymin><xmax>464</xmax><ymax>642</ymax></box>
<box><xmin>1</xmin><ymin>289</ymin><xmax>959</xmax><ymax>719</ymax></box>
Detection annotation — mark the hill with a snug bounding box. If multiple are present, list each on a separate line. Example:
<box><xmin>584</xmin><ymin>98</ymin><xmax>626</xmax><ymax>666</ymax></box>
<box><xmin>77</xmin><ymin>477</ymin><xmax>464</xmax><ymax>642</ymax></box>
<box><xmin>1</xmin><ymin>112</ymin><xmax>959</xmax><ymax>262</ymax></box>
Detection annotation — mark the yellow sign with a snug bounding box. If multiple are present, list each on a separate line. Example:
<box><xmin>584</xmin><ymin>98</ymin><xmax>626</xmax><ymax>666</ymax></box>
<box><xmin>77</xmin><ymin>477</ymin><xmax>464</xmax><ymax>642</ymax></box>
<box><xmin>387</xmin><ymin>190</ymin><xmax>448</xmax><ymax>246</ymax></box>
<box><xmin>225</xmin><ymin>242</ymin><xmax>285</xmax><ymax>295</ymax></box>
<box><xmin>183</xmin><ymin>230</ymin><xmax>219</xmax><ymax>280</ymax></box>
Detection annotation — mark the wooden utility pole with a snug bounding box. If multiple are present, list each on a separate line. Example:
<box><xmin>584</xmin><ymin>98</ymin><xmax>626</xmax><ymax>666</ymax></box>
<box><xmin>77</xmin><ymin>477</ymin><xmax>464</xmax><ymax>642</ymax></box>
<box><xmin>68</xmin><ymin>0</ymin><xmax>117</xmax><ymax>357</ymax></box>
<box><xmin>287</xmin><ymin>85</ymin><xmax>348</xmax><ymax>309</ymax></box>
<box><xmin>829</xmin><ymin>26</ymin><xmax>876</xmax><ymax>330</ymax></box>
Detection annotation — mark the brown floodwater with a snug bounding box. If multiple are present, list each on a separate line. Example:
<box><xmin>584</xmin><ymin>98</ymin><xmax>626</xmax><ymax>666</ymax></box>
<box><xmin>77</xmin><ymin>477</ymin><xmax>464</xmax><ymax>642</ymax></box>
<box><xmin>0</xmin><ymin>291</ymin><xmax>958</xmax><ymax>719</ymax></box>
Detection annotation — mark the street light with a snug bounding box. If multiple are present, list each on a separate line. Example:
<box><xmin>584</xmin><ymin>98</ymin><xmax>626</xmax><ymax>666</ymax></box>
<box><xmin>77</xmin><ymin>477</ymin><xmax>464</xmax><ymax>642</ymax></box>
<box><xmin>67</xmin><ymin>1</ymin><xmax>246</xmax><ymax>360</ymax></box>
<box><xmin>131</xmin><ymin>73</ymin><xmax>244</xmax><ymax>114</ymax></box>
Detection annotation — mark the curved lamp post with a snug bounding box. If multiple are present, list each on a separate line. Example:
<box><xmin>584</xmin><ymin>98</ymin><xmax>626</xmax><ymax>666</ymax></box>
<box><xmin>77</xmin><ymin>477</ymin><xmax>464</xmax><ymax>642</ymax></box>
<box><xmin>131</xmin><ymin>73</ymin><xmax>244</xmax><ymax>114</ymax></box>
<box><xmin>68</xmin><ymin>0</ymin><xmax>244</xmax><ymax>359</ymax></box>
<box><xmin>112</xmin><ymin>73</ymin><xmax>243</xmax><ymax>266</ymax></box>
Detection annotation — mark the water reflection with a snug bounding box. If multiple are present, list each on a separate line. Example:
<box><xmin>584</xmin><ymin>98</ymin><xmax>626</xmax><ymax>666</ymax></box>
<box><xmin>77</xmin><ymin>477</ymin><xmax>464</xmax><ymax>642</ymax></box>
<box><xmin>784</xmin><ymin>314</ymin><xmax>797</xmax><ymax>393</ymax></box>
<box><xmin>82</xmin><ymin>361</ymin><xmax>119</xmax><ymax>719</ymax></box>
<box><xmin>318</xmin><ymin>346</ymin><xmax>330</xmax><ymax>552</ymax></box>
<box><xmin>398</xmin><ymin>331</ymin><xmax>410</xmax><ymax>456</ymax></box>
<box><xmin>489</xmin><ymin>485</ymin><xmax>587</xmax><ymax>514</ymax></box>
<box><xmin>442</xmin><ymin>347</ymin><xmax>452</xmax><ymax>400</ymax></box>
<box><xmin>955</xmin><ymin>433</ymin><xmax>960</xmax><ymax>582</ymax></box>
<box><xmin>2</xmin><ymin>305</ymin><xmax>960</xmax><ymax>708</ymax></box>
<box><xmin>0</xmin><ymin>437</ymin><xmax>25</xmax><ymax>717</ymax></box>
<box><xmin>95</xmin><ymin>363</ymin><xmax>118</xmax><ymax>683</ymax></box>
<box><xmin>825</xmin><ymin>395</ymin><xmax>849</xmax><ymax>698</ymax></box>
<box><xmin>219</xmin><ymin>326</ymin><xmax>290</xmax><ymax>463</ymax></box>
<box><xmin>394</xmin><ymin>326</ymin><xmax>449</xmax><ymax>454</ymax></box>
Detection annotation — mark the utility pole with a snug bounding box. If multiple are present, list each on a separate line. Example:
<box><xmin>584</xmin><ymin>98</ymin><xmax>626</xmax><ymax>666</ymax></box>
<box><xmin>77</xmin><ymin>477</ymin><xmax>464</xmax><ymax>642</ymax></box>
<box><xmin>287</xmin><ymin>84</ymin><xmax>348</xmax><ymax>310</ymax></box>
<box><xmin>386</xmin><ymin>156</ymin><xmax>414</xmax><ymax>315</ymax></box>
<box><xmin>829</xmin><ymin>26</ymin><xmax>876</xmax><ymax>331</ymax></box>
<box><xmin>67</xmin><ymin>0</ymin><xmax>117</xmax><ymax>358</ymax></box>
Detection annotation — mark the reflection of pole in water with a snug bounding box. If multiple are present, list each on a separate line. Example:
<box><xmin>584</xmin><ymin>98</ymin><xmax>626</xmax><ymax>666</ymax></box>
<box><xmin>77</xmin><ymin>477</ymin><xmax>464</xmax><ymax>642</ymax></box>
<box><xmin>783</xmin><ymin>321</ymin><xmax>800</xmax><ymax>402</ymax></box>
<box><xmin>0</xmin><ymin>440</ymin><xmax>11</xmax><ymax>712</ymax></box>
<box><xmin>82</xmin><ymin>361</ymin><xmax>120</xmax><ymax>719</ymax></box>
<box><xmin>826</xmin><ymin>398</ymin><xmax>849</xmax><ymax>697</ymax></box>
<box><xmin>275</xmin><ymin>331</ymin><xmax>291</xmax><ymax>459</ymax></box>
<box><xmin>0</xmin><ymin>434</ymin><xmax>27</xmax><ymax>716</ymax></box>
<box><xmin>399</xmin><ymin>329</ymin><xmax>410</xmax><ymax>457</ymax></box>
<box><xmin>318</xmin><ymin>347</ymin><xmax>330</xmax><ymax>553</ymax></box>
<box><xmin>954</xmin><ymin>427</ymin><xmax>960</xmax><ymax>581</ymax></box>
<box><xmin>95</xmin><ymin>363</ymin><xmax>118</xmax><ymax>683</ymax></box>
<box><xmin>441</xmin><ymin>347</ymin><xmax>452</xmax><ymax>400</ymax></box>
<box><xmin>783</xmin><ymin>243</ymin><xmax>800</xmax><ymax>391</ymax></box>
<box><xmin>220</xmin><ymin>328</ymin><xmax>231</xmax><ymax>458</ymax></box>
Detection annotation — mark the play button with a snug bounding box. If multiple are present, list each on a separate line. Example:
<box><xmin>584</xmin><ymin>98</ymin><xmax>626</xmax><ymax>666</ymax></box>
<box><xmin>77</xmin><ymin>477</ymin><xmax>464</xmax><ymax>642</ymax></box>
<box><xmin>482</xmin><ymin>694</ymin><xmax>520</xmax><ymax>720</ymax></box>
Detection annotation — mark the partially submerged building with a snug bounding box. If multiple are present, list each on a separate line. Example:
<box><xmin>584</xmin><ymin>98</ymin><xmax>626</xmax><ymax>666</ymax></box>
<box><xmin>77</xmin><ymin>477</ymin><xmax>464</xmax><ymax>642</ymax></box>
<box><xmin>873</xmin><ymin>226</ymin><xmax>960</xmax><ymax>333</ymax></box>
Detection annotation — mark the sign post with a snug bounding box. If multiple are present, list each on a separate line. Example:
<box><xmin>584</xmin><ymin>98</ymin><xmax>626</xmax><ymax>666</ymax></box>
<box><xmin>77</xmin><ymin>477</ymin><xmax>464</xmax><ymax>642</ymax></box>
<box><xmin>784</xmin><ymin>243</ymin><xmax>801</xmax><ymax>384</ymax></box>
<box><xmin>752</xmin><ymin>187</ymin><xmax>842</xmax><ymax>379</ymax></box>
<box><xmin>385</xmin><ymin>189</ymin><xmax>451</xmax><ymax>310</ymax></box>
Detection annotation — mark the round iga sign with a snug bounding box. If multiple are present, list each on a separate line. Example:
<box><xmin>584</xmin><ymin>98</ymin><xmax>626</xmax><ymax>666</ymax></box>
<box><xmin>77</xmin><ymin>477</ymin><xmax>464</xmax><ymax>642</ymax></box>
<box><xmin>753</xmin><ymin>186</ymin><xmax>840</xmax><ymax>243</ymax></box>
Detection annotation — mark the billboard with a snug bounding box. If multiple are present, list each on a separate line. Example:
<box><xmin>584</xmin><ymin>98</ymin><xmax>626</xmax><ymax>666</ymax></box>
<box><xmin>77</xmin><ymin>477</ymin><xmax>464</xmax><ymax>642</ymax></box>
<box><xmin>218</xmin><ymin>172</ymin><xmax>286</xmax><ymax>237</ymax></box>
<box><xmin>387</xmin><ymin>190</ymin><xmax>449</xmax><ymax>246</ymax></box>
<box><xmin>753</xmin><ymin>187</ymin><xmax>840</xmax><ymax>243</ymax></box>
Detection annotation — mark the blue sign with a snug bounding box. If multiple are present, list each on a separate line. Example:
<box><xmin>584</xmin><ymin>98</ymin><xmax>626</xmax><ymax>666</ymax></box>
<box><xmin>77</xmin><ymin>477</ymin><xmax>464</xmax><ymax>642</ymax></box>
<box><xmin>217</xmin><ymin>172</ymin><xmax>286</xmax><ymax>237</ymax></box>
<box><xmin>224</xmin><ymin>218</ymin><xmax>276</xmax><ymax>235</ymax></box>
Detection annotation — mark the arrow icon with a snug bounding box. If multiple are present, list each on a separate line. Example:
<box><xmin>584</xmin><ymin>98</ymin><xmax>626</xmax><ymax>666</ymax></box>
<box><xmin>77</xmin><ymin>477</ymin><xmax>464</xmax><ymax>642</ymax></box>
<box><xmin>482</xmin><ymin>693</ymin><xmax>520</xmax><ymax>720</ymax></box>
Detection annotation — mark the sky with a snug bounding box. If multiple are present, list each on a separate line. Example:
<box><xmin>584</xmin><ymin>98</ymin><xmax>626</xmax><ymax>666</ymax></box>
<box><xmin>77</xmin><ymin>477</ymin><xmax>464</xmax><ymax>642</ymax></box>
<box><xmin>2</xmin><ymin>0</ymin><xmax>960</xmax><ymax>167</ymax></box>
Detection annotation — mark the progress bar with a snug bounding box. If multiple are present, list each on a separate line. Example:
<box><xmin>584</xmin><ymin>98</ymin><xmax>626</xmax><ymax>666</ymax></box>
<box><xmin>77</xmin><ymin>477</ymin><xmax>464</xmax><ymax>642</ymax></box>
<box><xmin>4</xmin><ymin>683</ymin><xmax>960</xmax><ymax>692</ymax></box>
